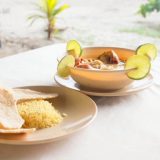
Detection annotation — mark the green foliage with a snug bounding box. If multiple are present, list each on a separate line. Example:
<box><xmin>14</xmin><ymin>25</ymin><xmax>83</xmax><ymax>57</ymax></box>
<box><xmin>120</xmin><ymin>27</ymin><xmax>160</xmax><ymax>38</ymax></box>
<box><xmin>28</xmin><ymin>0</ymin><xmax>69</xmax><ymax>40</ymax></box>
<box><xmin>138</xmin><ymin>0</ymin><xmax>160</xmax><ymax>17</ymax></box>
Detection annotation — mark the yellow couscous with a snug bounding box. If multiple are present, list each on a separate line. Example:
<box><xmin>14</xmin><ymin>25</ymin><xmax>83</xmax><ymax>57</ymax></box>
<box><xmin>17</xmin><ymin>100</ymin><xmax>63</xmax><ymax>129</ymax></box>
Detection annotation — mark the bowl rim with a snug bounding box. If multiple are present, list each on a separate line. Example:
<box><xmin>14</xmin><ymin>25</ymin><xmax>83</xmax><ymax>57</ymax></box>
<box><xmin>70</xmin><ymin>46</ymin><xmax>136</xmax><ymax>73</ymax></box>
<box><xmin>83</xmin><ymin>46</ymin><xmax>135</xmax><ymax>52</ymax></box>
<box><xmin>69</xmin><ymin>66</ymin><xmax>136</xmax><ymax>73</ymax></box>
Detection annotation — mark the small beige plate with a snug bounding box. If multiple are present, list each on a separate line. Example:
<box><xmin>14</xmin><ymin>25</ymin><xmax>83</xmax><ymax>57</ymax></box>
<box><xmin>54</xmin><ymin>74</ymin><xmax>153</xmax><ymax>96</ymax></box>
<box><xmin>0</xmin><ymin>86</ymin><xmax>97</xmax><ymax>145</ymax></box>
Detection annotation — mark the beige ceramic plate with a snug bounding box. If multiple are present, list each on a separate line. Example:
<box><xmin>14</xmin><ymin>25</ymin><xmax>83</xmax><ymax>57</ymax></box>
<box><xmin>54</xmin><ymin>74</ymin><xmax>153</xmax><ymax>96</ymax></box>
<box><xmin>0</xmin><ymin>86</ymin><xmax>97</xmax><ymax>145</ymax></box>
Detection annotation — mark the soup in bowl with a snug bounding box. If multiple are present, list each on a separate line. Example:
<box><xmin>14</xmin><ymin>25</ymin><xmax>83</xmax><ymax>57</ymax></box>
<box><xmin>69</xmin><ymin>47</ymin><xmax>135</xmax><ymax>90</ymax></box>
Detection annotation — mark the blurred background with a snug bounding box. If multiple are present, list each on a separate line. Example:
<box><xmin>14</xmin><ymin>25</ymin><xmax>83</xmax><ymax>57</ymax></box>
<box><xmin>0</xmin><ymin>0</ymin><xmax>160</xmax><ymax>58</ymax></box>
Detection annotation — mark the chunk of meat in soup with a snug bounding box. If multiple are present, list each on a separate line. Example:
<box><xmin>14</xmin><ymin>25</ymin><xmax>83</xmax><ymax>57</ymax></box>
<box><xmin>98</xmin><ymin>50</ymin><xmax>120</xmax><ymax>64</ymax></box>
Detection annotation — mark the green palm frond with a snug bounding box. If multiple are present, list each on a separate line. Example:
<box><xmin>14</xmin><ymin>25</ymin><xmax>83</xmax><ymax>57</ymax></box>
<box><xmin>28</xmin><ymin>15</ymin><xmax>46</xmax><ymax>25</ymax></box>
<box><xmin>28</xmin><ymin>14</ymin><xmax>46</xmax><ymax>20</ymax></box>
<box><xmin>47</xmin><ymin>0</ymin><xmax>57</xmax><ymax>12</ymax></box>
<box><xmin>40</xmin><ymin>0</ymin><xmax>58</xmax><ymax>17</ymax></box>
<box><xmin>52</xmin><ymin>4</ymin><xmax>70</xmax><ymax>16</ymax></box>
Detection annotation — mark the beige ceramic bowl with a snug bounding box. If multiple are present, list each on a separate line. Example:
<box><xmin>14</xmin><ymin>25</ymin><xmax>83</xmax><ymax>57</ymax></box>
<box><xmin>69</xmin><ymin>47</ymin><xmax>135</xmax><ymax>91</ymax></box>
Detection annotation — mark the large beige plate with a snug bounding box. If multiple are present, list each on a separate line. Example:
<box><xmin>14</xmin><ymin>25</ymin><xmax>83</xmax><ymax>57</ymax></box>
<box><xmin>0</xmin><ymin>86</ymin><xmax>97</xmax><ymax>145</ymax></box>
<box><xmin>54</xmin><ymin>74</ymin><xmax>153</xmax><ymax>96</ymax></box>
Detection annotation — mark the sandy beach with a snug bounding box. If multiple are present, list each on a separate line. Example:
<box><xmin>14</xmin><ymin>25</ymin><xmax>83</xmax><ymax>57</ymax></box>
<box><xmin>0</xmin><ymin>0</ymin><xmax>160</xmax><ymax>57</ymax></box>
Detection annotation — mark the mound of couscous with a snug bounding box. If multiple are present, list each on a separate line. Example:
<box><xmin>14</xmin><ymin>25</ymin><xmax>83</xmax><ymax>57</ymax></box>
<box><xmin>17</xmin><ymin>100</ymin><xmax>63</xmax><ymax>129</ymax></box>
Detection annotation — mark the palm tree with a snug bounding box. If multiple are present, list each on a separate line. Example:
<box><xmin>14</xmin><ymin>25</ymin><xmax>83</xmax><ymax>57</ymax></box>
<box><xmin>28</xmin><ymin>0</ymin><xmax>69</xmax><ymax>40</ymax></box>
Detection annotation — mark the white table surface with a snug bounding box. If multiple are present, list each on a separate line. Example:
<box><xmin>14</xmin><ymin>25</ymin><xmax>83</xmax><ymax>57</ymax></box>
<box><xmin>0</xmin><ymin>43</ymin><xmax>160</xmax><ymax>160</ymax></box>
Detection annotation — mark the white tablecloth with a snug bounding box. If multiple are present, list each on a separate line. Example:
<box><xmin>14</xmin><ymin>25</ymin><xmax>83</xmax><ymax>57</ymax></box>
<box><xmin>0</xmin><ymin>44</ymin><xmax>160</xmax><ymax>160</ymax></box>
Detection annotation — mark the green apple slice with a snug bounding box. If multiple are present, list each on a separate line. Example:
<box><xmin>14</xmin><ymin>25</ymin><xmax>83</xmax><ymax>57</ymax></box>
<box><xmin>67</xmin><ymin>40</ymin><xmax>82</xmax><ymax>58</ymax></box>
<box><xmin>125</xmin><ymin>55</ymin><xmax>151</xmax><ymax>80</ymax></box>
<box><xmin>57</xmin><ymin>55</ymin><xmax>75</xmax><ymax>77</ymax></box>
<box><xmin>136</xmin><ymin>43</ymin><xmax>157</xmax><ymax>60</ymax></box>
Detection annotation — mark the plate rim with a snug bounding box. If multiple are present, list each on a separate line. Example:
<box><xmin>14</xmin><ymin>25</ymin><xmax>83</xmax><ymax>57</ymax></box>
<box><xmin>0</xmin><ymin>86</ymin><xmax>97</xmax><ymax>145</ymax></box>
<box><xmin>54</xmin><ymin>74</ymin><xmax>153</xmax><ymax>97</ymax></box>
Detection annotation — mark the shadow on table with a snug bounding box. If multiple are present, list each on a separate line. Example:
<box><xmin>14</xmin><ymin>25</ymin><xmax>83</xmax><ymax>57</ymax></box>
<box><xmin>91</xmin><ymin>94</ymin><xmax>140</xmax><ymax>108</ymax></box>
<box><xmin>0</xmin><ymin>134</ymin><xmax>78</xmax><ymax>160</ymax></box>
